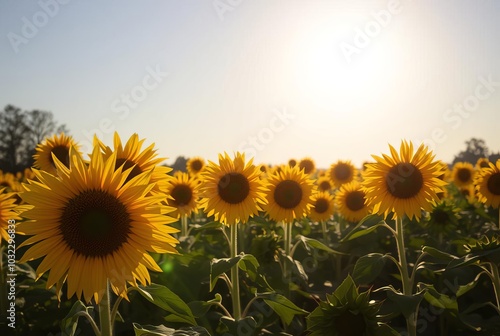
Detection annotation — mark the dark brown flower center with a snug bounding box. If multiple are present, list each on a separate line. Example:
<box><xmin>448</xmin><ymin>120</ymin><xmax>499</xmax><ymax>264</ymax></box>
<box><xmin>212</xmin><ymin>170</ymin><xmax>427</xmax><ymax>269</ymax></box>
<box><xmin>319</xmin><ymin>180</ymin><xmax>331</xmax><ymax>191</ymax></box>
<box><xmin>457</xmin><ymin>168</ymin><xmax>472</xmax><ymax>183</ymax></box>
<box><xmin>386</xmin><ymin>163</ymin><xmax>423</xmax><ymax>199</ymax></box>
<box><xmin>334</xmin><ymin>310</ymin><xmax>366</xmax><ymax>336</ymax></box>
<box><xmin>345</xmin><ymin>191</ymin><xmax>365</xmax><ymax>211</ymax></box>
<box><xmin>218</xmin><ymin>173</ymin><xmax>250</xmax><ymax>204</ymax></box>
<box><xmin>274</xmin><ymin>180</ymin><xmax>303</xmax><ymax>209</ymax></box>
<box><xmin>333</xmin><ymin>163</ymin><xmax>352</xmax><ymax>182</ymax></box>
<box><xmin>116</xmin><ymin>158</ymin><xmax>143</xmax><ymax>183</ymax></box>
<box><xmin>190</xmin><ymin>160</ymin><xmax>203</xmax><ymax>172</ymax></box>
<box><xmin>314</xmin><ymin>198</ymin><xmax>330</xmax><ymax>214</ymax></box>
<box><xmin>60</xmin><ymin>190</ymin><xmax>131</xmax><ymax>257</ymax></box>
<box><xmin>299</xmin><ymin>160</ymin><xmax>314</xmax><ymax>175</ymax></box>
<box><xmin>171</xmin><ymin>184</ymin><xmax>193</xmax><ymax>206</ymax></box>
<box><xmin>487</xmin><ymin>173</ymin><xmax>500</xmax><ymax>195</ymax></box>
<box><xmin>288</xmin><ymin>159</ymin><xmax>297</xmax><ymax>167</ymax></box>
<box><xmin>49</xmin><ymin>145</ymin><xmax>70</xmax><ymax>168</ymax></box>
<box><xmin>433</xmin><ymin>209</ymin><xmax>449</xmax><ymax>225</ymax></box>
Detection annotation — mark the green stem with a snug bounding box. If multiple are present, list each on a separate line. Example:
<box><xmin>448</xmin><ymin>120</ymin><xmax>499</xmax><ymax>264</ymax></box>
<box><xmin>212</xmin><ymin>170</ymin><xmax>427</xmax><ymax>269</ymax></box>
<box><xmin>490</xmin><ymin>262</ymin><xmax>500</xmax><ymax>310</ymax></box>
<box><xmin>321</xmin><ymin>221</ymin><xmax>328</xmax><ymax>243</ymax></box>
<box><xmin>283</xmin><ymin>222</ymin><xmax>292</xmax><ymax>297</ymax></box>
<box><xmin>99</xmin><ymin>282</ymin><xmax>112</xmax><ymax>336</ymax></box>
<box><xmin>230</xmin><ymin>222</ymin><xmax>241</xmax><ymax>320</ymax></box>
<box><xmin>181</xmin><ymin>215</ymin><xmax>188</xmax><ymax>237</ymax></box>
<box><xmin>395</xmin><ymin>217</ymin><xmax>416</xmax><ymax>336</ymax></box>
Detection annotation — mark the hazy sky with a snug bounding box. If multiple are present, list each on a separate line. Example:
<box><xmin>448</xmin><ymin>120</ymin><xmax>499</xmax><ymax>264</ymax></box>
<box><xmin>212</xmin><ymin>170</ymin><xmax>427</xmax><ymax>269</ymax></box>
<box><xmin>1</xmin><ymin>0</ymin><xmax>499</xmax><ymax>168</ymax></box>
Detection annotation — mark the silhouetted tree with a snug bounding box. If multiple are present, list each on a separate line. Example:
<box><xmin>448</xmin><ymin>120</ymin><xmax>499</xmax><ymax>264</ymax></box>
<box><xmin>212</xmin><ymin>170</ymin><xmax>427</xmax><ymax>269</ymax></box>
<box><xmin>0</xmin><ymin>105</ymin><xmax>69</xmax><ymax>173</ymax></box>
<box><xmin>452</xmin><ymin>138</ymin><xmax>490</xmax><ymax>165</ymax></box>
<box><xmin>169</xmin><ymin>156</ymin><xmax>188</xmax><ymax>173</ymax></box>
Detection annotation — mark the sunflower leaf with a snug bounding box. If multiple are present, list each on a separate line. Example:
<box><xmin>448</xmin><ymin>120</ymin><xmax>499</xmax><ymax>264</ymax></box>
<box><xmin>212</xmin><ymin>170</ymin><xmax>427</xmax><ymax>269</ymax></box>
<box><xmin>298</xmin><ymin>235</ymin><xmax>346</xmax><ymax>255</ymax></box>
<box><xmin>421</xmin><ymin>246</ymin><xmax>458</xmax><ymax>263</ymax></box>
<box><xmin>136</xmin><ymin>284</ymin><xmax>196</xmax><ymax>325</ymax></box>
<box><xmin>188</xmin><ymin>294</ymin><xmax>223</xmax><ymax>318</ymax></box>
<box><xmin>133</xmin><ymin>323</ymin><xmax>175</xmax><ymax>336</ymax></box>
<box><xmin>238</xmin><ymin>254</ymin><xmax>273</xmax><ymax>291</ymax></box>
<box><xmin>219</xmin><ymin>316</ymin><xmax>258</xmax><ymax>335</ymax></box>
<box><xmin>258</xmin><ymin>292</ymin><xmax>308</xmax><ymax>326</ymax></box>
<box><xmin>419</xmin><ymin>283</ymin><xmax>458</xmax><ymax>316</ymax></box>
<box><xmin>209</xmin><ymin>255</ymin><xmax>241</xmax><ymax>291</ymax></box>
<box><xmin>60</xmin><ymin>300</ymin><xmax>94</xmax><ymax>336</ymax></box>
<box><xmin>340</xmin><ymin>214</ymin><xmax>385</xmax><ymax>241</ymax></box>
<box><xmin>385</xmin><ymin>289</ymin><xmax>425</xmax><ymax>320</ymax></box>
<box><xmin>352</xmin><ymin>253</ymin><xmax>387</xmax><ymax>285</ymax></box>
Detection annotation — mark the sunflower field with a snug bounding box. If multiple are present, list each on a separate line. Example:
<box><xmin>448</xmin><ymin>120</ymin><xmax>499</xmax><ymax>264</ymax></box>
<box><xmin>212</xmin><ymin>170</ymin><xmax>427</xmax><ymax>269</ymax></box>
<box><xmin>1</xmin><ymin>133</ymin><xmax>500</xmax><ymax>336</ymax></box>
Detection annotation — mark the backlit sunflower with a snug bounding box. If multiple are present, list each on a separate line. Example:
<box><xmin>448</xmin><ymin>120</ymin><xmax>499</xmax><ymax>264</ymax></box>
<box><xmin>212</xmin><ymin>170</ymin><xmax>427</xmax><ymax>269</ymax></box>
<box><xmin>0</xmin><ymin>172</ymin><xmax>22</xmax><ymax>193</ymax></box>
<box><xmin>475</xmin><ymin>160</ymin><xmax>500</xmax><ymax>208</ymax></box>
<box><xmin>335</xmin><ymin>182</ymin><xmax>371</xmax><ymax>223</ymax></box>
<box><xmin>451</xmin><ymin>162</ymin><xmax>475</xmax><ymax>188</ymax></box>
<box><xmin>163</xmin><ymin>172</ymin><xmax>199</xmax><ymax>217</ymax></box>
<box><xmin>309</xmin><ymin>192</ymin><xmax>335</xmax><ymax>222</ymax></box>
<box><xmin>33</xmin><ymin>133</ymin><xmax>79</xmax><ymax>175</ymax></box>
<box><xmin>362</xmin><ymin>141</ymin><xmax>446</xmax><ymax>221</ymax></box>
<box><xmin>317</xmin><ymin>176</ymin><xmax>333</xmax><ymax>193</ymax></box>
<box><xmin>199</xmin><ymin>152</ymin><xmax>267</xmax><ymax>225</ymax></box>
<box><xmin>476</xmin><ymin>157</ymin><xmax>490</xmax><ymax>170</ymax></box>
<box><xmin>96</xmin><ymin>132</ymin><xmax>171</xmax><ymax>190</ymax></box>
<box><xmin>18</xmin><ymin>146</ymin><xmax>179</xmax><ymax>304</ymax></box>
<box><xmin>299</xmin><ymin>157</ymin><xmax>316</xmax><ymax>175</ymax></box>
<box><xmin>186</xmin><ymin>157</ymin><xmax>205</xmax><ymax>177</ymax></box>
<box><xmin>263</xmin><ymin>165</ymin><xmax>314</xmax><ymax>222</ymax></box>
<box><xmin>423</xmin><ymin>200</ymin><xmax>460</xmax><ymax>236</ymax></box>
<box><xmin>0</xmin><ymin>188</ymin><xmax>28</xmax><ymax>244</ymax></box>
<box><xmin>328</xmin><ymin>160</ymin><xmax>356</xmax><ymax>187</ymax></box>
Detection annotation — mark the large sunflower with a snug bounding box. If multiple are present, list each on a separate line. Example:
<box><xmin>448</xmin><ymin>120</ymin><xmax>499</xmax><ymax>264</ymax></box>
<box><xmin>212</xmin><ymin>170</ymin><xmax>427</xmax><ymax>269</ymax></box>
<box><xmin>309</xmin><ymin>192</ymin><xmax>335</xmax><ymax>222</ymax></box>
<box><xmin>186</xmin><ymin>157</ymin><xmax>206</xmax><ymax>177</ymax></box>
<box><xmin>0</xmin><ymin>188</ymin><xmax>27</xmax><ymax>244</ymax></box>
<box><xmin>18</xmin><ymin>146</ymin><xmax>179</xmax><ymax>304</ymax></box>
<box><xmin>96</xmin><ymin>132</ymin><xmax>171</xmax><ymax>189</ymax></box>
<box><xmin>199</xmin><ymin>152</ymin><xmax>267</xmax><ymax>225</ymax></box>
<box><xmin>163</xmin><ymin>172</ymin><xmax>199</xmax><ymax>217</ymax></box>
<box><xmin>362</xmin><ymin>141</ymin><xmax>446</xmax><ymax>221</ymax></box>
<box><xmin>451</xmin><ymin>162</ymin><xmax>475</xmax><ymax>188</ymax></box>
<box><xmin>335</xmin><ymin>182</ymin><xmax>371</xmax><ymax>223</ymax></box>
<box><xmin>475</xmin><ymin>160</ymin><xmax>500</xmax><ymax>208</ymax></box>
<box><xmin>263</xmin><ymin>165</ymin><xmax>314</xmax><ymax>222</ymax></box>
<box><xmin>328</xmin><ymin>160</ymin><xmax>356</xmax><ymax>187</ymax></box>
<box><xmin>33</xmin><ymin>133</ymin><xmax>79</xmax><ymax>175</ymax></box>
<box><xmin>298</xmin><ymin>157</ymin><xmax>316</xmax><ymax>175</ymax></box>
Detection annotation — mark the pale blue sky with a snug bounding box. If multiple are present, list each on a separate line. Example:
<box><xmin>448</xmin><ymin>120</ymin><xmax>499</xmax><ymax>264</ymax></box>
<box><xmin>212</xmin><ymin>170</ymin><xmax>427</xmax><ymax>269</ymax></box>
<box><xmin>1</xmin><ymin>0</ymin><xmax>499</xmax><ymax>167</ymax></box>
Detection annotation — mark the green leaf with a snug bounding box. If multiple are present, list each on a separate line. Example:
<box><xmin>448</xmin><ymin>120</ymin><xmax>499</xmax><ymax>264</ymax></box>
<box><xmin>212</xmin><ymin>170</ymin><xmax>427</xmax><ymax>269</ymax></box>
<box><xmin>421</xmin><ymin>246</ymin><xmax>458</xmax><ymax>263</ymax></box>
<box><xmin>258</xmin><ymin>292</ymin><xmax>308</xmax><ymax>326</ymax></box>
<box><xmin>352</xmin><ymin>253</ymin><xmax>387</xmax><ymax>285</ymax></box>
<box><xmin>136</xmin><ymin>284</ymin><xmax>196</xmax><ymax>325</ymax></box>
<box><xmin>220</xmin><ymin>316</ymin><xmax>258</xmax><ymax>336</ymax></box>
<box><xmin>340</xmin><ymin>214</ymin><xmax>385</xmax><ymax>242</ymax></box>
<box><xmin>456</xmin><ymin>271</ymin><xmax>488</xmax><ymax>297</ymax></box>
<box><xmin>238</xmin><ymin>254</ymin><xmax>273</xmax><ymax>291</ymax></box>
<box><xmin>385</xmin><ymin>288</ymin><xmax>424</xmax><ymax>320</ymax></box>
<box><xmin>188</xmin><ymin>294</ymin><xmax>222</xmax><ymax>318</ymax></box>
<box><xmin>195</xmin><ymin>221</ymin><xmax>224</xmax><ymax>231</ymax></box>
<box><xmin>60</xmin><ymin>300</ymin><xmax>94</xmax><ymax>336</ymax></box>
<box><xmin>209</xmin><ymin>255</ymin><xmax>241</xmax><ymax>291</ymax></box>
<box><xmin>133</xmin><ymin>323</ymin><xmax>175</xmax><ymax>336</ymax></box>
<box><xmin>419</xmin><ymin>283</ymin><xmax>458</xmax><ymax>316</ymax></box>
<box><xmin>298</xmin><ymin>235</ymin><xmax>345</xmax><ymax>255</ymax></box>
<box><xmin>346</xmin><ymin>223</ymin><xmax>389</xmax><ymax>241</ymax></box>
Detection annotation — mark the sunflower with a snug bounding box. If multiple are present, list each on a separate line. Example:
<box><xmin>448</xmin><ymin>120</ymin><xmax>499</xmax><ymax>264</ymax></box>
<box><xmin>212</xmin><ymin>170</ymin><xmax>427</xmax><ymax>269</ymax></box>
<box><xmin>309</xmin><ymin>192</ymin><xmax>335</xmax><ymax>222</ymax></box>
<box><xmin>186</xmin><ymin>157</ymin><xmax>206</xmax><ymax>177</ymax></box>
<box><xmin>328</xmin><ymin>160</ymin><xmax>356</xmax><ymax>187</ymax></box>
<box><xmin>163</xmin><ymin>172</ymin><xmax>199</xmax><ymax>217</ymax></box>
<box><xmin>317</xmin><ymin>176</ymin><xmax>333</xmax><ymax>193</ymax></box>
<box><xmin>459</xmin><ymin>184</ymin><xmax>476</xmax><ymax>203</ymax></box>
<box><xmin>0</xmin><ymin>172</ymin><xmax>22</xmax><ymax>193</ymax></box>
<box><xmin>298</xmin><ymin>157</ymin><xmax>316</xmax><ymax>175</ymax></box>
<box><xmin>451</xmin><ymin>162</ymin><xmax>475</xmax><ymax>188</ymax></box>
<box><xmin>476</xmin><ymin>157</ymin><xmax>490</xmax><ymax>170</ymax></box>
<box><xmin>263</xmin><ymin>165</ymin><xmax>314</xmax><ymax>222</ymax></box>
<box><xmin>307</xmin><ymin>275</ymin><xmax>395</xmax><ymax>336</ymax></box>
<box><xmin>288</xmin><ymin>159</ymin><xmax>297</xmax><ymax>168</ymax></box>
<box><xmin>362</xmin><ymin>141</ymin><xmax>446</xmax><ymax>221</ymax></box>
<box><xmin>0</xmin><ymin>188</ymin><xmax>28</xmax><ymax>244</ymax></box>
<box><xmin>199</xmin><ymin>152</ymin><xmax>267</xmax><ymax>225</ymax></box>
<box><xmin>96</xmin><ymin>132</ymin><xmax>171</xmax><ymax>189</ymax></box>
<box><xmin>475</xmin><ymin>160</ymin><xmax>500</xmax><ymax>208</ymax></box>
<box><xmin>257</xmin><ymin>164</ymin><xmax>270</xmax><ymax>178</ymax></box>
<box><xmin>423</xmin><ymin>200</ymin><xmax>460</xmax><ymax>236</ymax></box>
<box><xmin>335</xmin><ymin>182</ymin><xmax>371</xmax><ymax>223</ymax></box>
<box><xmin>18</xmin><ymin>146</ymin><xmax>179</xmax><ymax>304</ymax></box>
<box><xmin>33</xmin><ymin>133</ymin><xmax>79</xmax><ymax>175</ymax></box>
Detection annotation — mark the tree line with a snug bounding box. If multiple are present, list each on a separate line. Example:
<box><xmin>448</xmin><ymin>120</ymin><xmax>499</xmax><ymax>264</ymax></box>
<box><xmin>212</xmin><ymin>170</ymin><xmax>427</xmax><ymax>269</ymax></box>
<box><xmin>0</xmin><ymin>105</ymin><xmax>68</xmax><ymax>173</ymax></box>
